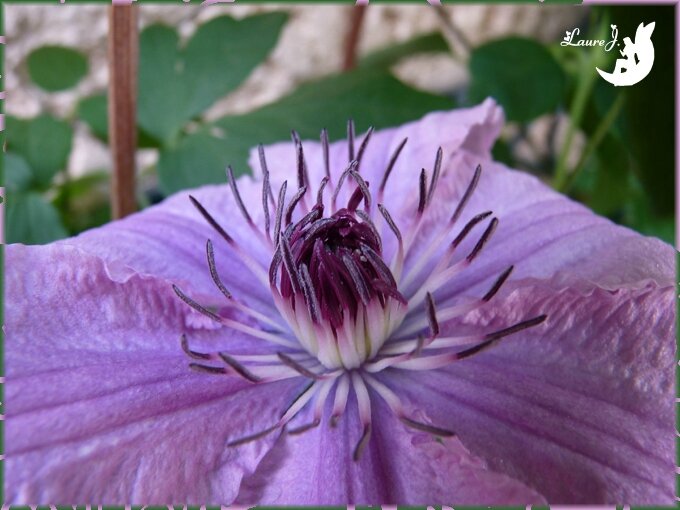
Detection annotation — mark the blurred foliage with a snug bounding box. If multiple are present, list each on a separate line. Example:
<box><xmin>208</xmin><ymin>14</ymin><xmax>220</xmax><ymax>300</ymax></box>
<box><xmin>27</xmin><ymin>45</ymin><xmax>88</xmax><ymax>92</ymax></box>
<box><xmin>4</xmin><ymin>6</ymin><xmax>674</xmax><ymax>246</ymax></box>
<box><xmin>469</xmin><ymin>37</ymin><xmax>566</xmax><ymax>122</ymax></box>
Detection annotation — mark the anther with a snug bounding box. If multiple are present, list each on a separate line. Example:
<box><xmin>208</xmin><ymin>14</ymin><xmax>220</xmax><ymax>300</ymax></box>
<box><xmin>189</xmin><ymin>363</ymin><xmax>227</xmax><ymax>375</ymax></box>
<box><xmin>172</xmin><ymin>284</ymin><xmax>222</xmax><ymax>324</ymax></box>
<box><xmin>189</xmin><ymin>195</ymin><xmax>233</xmax><ymax>245</ymax></box>
<box><xmin>274</xmin><ymin>181</ymin><xmax>288</xmax><ymax>243</ymax></box>
<box><xmin>347</xmin><ymin>119</ymin><xmax>355</xmax><ymax>162</ymax></box>
<box><xmin>353</xmin><ymin>424</ymin><xmax>372</xmax><ymax>461</ymax></box>
<box><xmin>206</xmin><ymin>240</ymin><xmax>233</xmax><ymax>300</ymax></box>
<box><xmin>426</xmin><ymin>147</ymin><xmax>443</xmax><ymax>205</ymax></box>
<box><xmin>400</xmin><ymin>417</ymin><xmax>455</xmax><ymax>437</ymax></box>
<box><xmin>482</xmin><ymin>266</ymin><xmax>514</xmax><ymax>302</ymax></box>
<box><xmin>277</xmin><ymin>352</ymin><xmax>323</xmax><ymax>380</ymax></box>
<box><xmin>321</xmin><ymin>128</ymin><xmax>330</xmax><ymax>179</ymax></box>
<box><xmin>425</xmin><ymin>293</ymin><xmax>439</xmax><ymax>338</ymax></box>
<box><xmin>417</xmin><ymin>168</ymin><xmax>428</xmax><ymax>214</ymax></box>
<box><xmin>451</xmin><ymin>211</ymin><xmax>493</xmax><ymax>249</ymax></box>
<box><xmin>218</xmin><ymin>352</ymin><xmax>262</xmax><ymax>383</ymax></box>
<box><xmin>455</xmin><ymin>315</ymin><xmax>548</xmax><ymax>361</ymax></box>
<box><xmin>180</xmin><ymin>333</ymin><xmax>211</xmax><ymax>360</ymax></box>
<box><xmin>285</xmin><ymin>186</ymin><xmax>308</xmax><ymax>225</ymax></box>
<box><xmin>466</xmin><ymin>217</ymin><xmax>499</xmax><ymax>263</ymax></box>
<box><xmin>227</xmin><ymin>165</ymin><xmax>253</xmax><ymax>225</ymax></box>
<box><xmin>354</xmin><ymin>126</ymin><xmax>374</xmax><ymax>172</ymax></box>
<box><xmin>450</xmin><ymin>164</ymin><xmax>482</xmax><ymax>225</ymax></box>
<box><xmin>379</xmin><ymin>137</ymin><xmax>408</xmax><ymax>193</ymax></box>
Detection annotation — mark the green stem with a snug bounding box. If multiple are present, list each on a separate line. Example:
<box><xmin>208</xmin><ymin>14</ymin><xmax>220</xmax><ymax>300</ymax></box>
<box><xmin>553</xmin><ymin>60</ymin><xmax>597</xmax><ymax>191</ymax></box>
<box><xmin>563</xmin><ymin>92</ymin><xmax>625</xmax><ymax>192</ymax></box>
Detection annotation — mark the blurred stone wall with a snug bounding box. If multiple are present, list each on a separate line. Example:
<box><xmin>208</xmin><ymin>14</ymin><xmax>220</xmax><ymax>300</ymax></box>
<box><xmin>4</xmin><ymin>3</ymin><xmax>585</xmax><ymax>177</ymax></box>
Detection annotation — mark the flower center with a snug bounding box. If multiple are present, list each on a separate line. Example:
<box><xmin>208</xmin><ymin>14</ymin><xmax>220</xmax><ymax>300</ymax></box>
<box><xmin>173</xmin><ymin>122</ymin><xmax>547</xmax><ymax>460</ymax></box>
<box><xmin>271</xmin><ymin>201</ymin><xmax>407</xmax><ymax>370</ymax></box>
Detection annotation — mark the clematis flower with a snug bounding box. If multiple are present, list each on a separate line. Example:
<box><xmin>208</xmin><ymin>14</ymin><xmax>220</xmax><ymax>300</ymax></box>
<box><xmin>4</xmin><ymin>99</ymin><xmax>675</xmax><ymax>505</ymax></box>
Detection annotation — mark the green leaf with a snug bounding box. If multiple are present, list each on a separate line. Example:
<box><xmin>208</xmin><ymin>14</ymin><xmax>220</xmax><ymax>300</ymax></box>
<box><xmin>157</xmin><ymin>132</ymin><xmax>235</xmax><ymax>194</ymax></box>
<box><xmin>77</xmin><ymin>94</ymin><xmax>108</xmax><ymax>140</ymax></box>
<box><xmin>138</xmin><ymin>13</ymin><xmax>288</xmax><ymax>145</ymax></box>
<box><xmin>26</xmin><ymin>45</ymin><xmax>88</xmax><ymax>92</ymax></box>
<box><xmin>358</xmin><ymin>32</ymin><xmax>449</xmax><ymax>69</ymax></box>
<box><xmin>6</xmin><ymin>192</ymin><xmax>68</xmax><ymax>245</ymax></box>
<box><xmin>53</xmin><ymin>171</ymin><xmax>111</xmax><ymax>235</ymax></box>
<box><xmin>4</xmin><ymin>152</ymin><xmax>33</xmax><ymax>192</ymax></box>
<box><xmin>469</xmin><ymin>37</ymin><xmax>566</xmax><ymax>123</ymax></box>
<box><xmin>5</xmin><ymin>115</ymin><xmax>73</xmax><ymax>188</ymax></box>
<box><xmin>158</xmin><ymin>69</ymin><xmax>452</xmax><ymax>193</ymax></box>
<box><xmin>77</xmin><ymin>93</ymin><xmax>161</xmax><ymax>148</ymax></box>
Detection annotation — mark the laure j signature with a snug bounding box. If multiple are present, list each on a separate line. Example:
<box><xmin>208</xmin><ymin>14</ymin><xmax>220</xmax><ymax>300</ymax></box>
<box><xmin>561</xmin><ymin>24</ymin><xmax>618</xmax><ymax>51</ymax></box>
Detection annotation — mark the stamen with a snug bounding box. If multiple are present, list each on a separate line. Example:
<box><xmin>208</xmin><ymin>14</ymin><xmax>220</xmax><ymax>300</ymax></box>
<box><xmin>274</xmin><ymin>181</ymin><xmax>288</xmax><ymax>244</ymax></box>
<box><xmin>394</xmin><ymin>315</ymin><xmax>548</xmax><ymax>370</ymax></box>
<box><xmin>354</xmin><ymin>126</ymin><xmax>374</xmax><ymax>172</ymax></box>
<box><xmin>227</xmin><ymin>424</ymin><xmax>279</xmax><ymax>447</ymax></box>
<box><xmin>206</xmin><ymin>240</ymin><xmax>232</xmax><ymax>300</ymax></box>
<box><xmin>353</xmin><ymin>424</ymin><xmax>372</xmax><ymax>461</ymax></box>
<box><xmin>316</xmin><ymin>176</ymin><xmax>329</xmax><ymax>207</ymax></box>
<box><xmin>482</xmin><ymin>266</ymin><xmax>514</xmax><ymax>302</ymax></box>
<box><xmin>189</xmin><ymin>195</ymin><xmax>233</xmax><ymax>245</ymax></box>
<box><xmin>180</xmin><ymin>334</ymin><xmax>212</xmax><ymax>360</ymax></box>
<box><xmin>401</xmin><ymin>211</ymin><xmax>491</xmax><ymax>292</ymax></box>
<box><xmin>466</xmin><ymin>217</ymin><xmax>499</xmax><ymax>263</ymax></box>
<box><xmin>451</xmin><ymin>211</ymin><xmax>493</xmax><ymax>249</ymax></box>
<box><xmin>351</xmin><ymin>372</ymin><xmax>373</xmax><ymax>461</ymax></box>
<box><xmin>189</xmin><ymin>195</ymin><xmax>270</xmax><ymax>287</ymax></box>
<box><xmin>362</xmin><ymin>373</ymin><xmax>455</xmax><ymax>437</ymax></box>
<box><xmin>280</xmin><ymin>234</ymin><xmax>302</xmax><ymax>294</ymax></box>
<box><xmin>291</xmin><ymin>130</ymin><xmax>310</xmax><ymax>189</ymax></box>
<box><xmin>288</xmin><ymin>419</ymin><xmax>321</xmax><ymax>435</ymax></box>
<box><xmin>277</xmin><ymin>351</ymin><xmax>323</xmax><ymax>380</ymax></box>
<box><xmin>258</xmin><ymin>145</ymin><xmax>273</xmax><ymax>238</ymax></box>
<box><xmin>173</xmin><ymin>284</ymin><xmax>297</xmax><ymax>348</ymax></box>
<box><xmin>285</xmin><ymin>186</ymin><xmax>308</xmax><ymax>225</ymax></box>
<box><xmin>342</xmin><ymin>255</ymin><xmax>370</xmax><ymax>306</ymax></box>
<box><xmin>355</xmin><ymin>211</ymin><xmax>382</xmax><ymax>253</ymax></box>
<box><xmin>457</xmin><ymin>314</ymin><xmax>548</xmax><ymax>359</ymax></box>
<box><xmin>218</xmin><ymin>352</ymin><xmax>262</xmax><ymax>383</ymax></box>
<box><xmin>400</xmin><ymin>417</ymin><xmax>455</xmax><ymax>437</ymax></box>
<box><xmin>172</xmin><ymin>284</ymin><xmax>222</xmax><ymax>323</ymax></box>
<box><xmin>450</xmin><ymin>164</ymin><xmax>482</xmax><ymax>225</ymax></box>
<box><xmin>227</xmin><ymin>165</ymin><xmax>253</xmax><ymax>226</ymax></box>
<box><xmin>426</xmin><ymin>147</ymin><xmax>443</xmax><ymax>205</ymax></box>
<box><xmin>349</xmin><ymin>169</ymin><xmax>371</xmax><ymax>210</ymax></box>
<box><xmin>425</xmin><ymin>293</ymin><xmax>439</xmax><ymax>338</ymax></box>
<box><xmin>331</xmin><ymin>373</ymin><xmax>350</xmax><ymax>426</ymax></box>
<box><xmin>417</xmin><ymin>168</ymin><xmax>428</xmax><ymax>214</ymax></box>
<box><xmin>321</xmin><ymin>128</ymin><xmax>331</xmax><ymax>180</ymax></box>
<box><xmin>378</xmin><ymin>137</ymin><xmax>408</xmax><ymax>194</ymax></box>
<box><xmin>331</xmin><ymin>160</ymin><xmax>359</xmax><ymax>211</ymax></box>
<box><xmin>347</xmin><ymin>119</ymin><xmax>355</xmax><ymax>162</ymax></box>
<box><xmin>299</xmin><ymin>264</ymin><xmax>321</xmax><ymax>323</ymax></box>
<box><xmin>189</xmin><ymin>363</ymin><xmax>227</xmax><ymax>375</ymax></box>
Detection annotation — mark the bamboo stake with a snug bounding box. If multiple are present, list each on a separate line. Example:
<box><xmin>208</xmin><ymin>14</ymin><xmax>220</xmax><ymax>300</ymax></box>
<box><xmin>108</xmin><ymin>4</ymin><xmax>138</xmax><ymax>219</ymax></box>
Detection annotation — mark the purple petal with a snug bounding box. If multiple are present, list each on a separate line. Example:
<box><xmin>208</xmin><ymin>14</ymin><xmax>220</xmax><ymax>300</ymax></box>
<box><xmin>427</xmin><ymin>153</ymin><xmax>675</xmax><ymax>299</ymax></box>
<box><xmin>387</xmin><ymin>281</ymin><xmax>675</xmax><ymax>504</ymax></box>
<box><xmin>58</xmin><ymin>180</ymin><xmax>275</xmax><ymax>307</ymax></box>
<box><xmin>235</xmin><ymin>396</ymin><xmax>546</xmax><ymax>504</ymax></box>
<box><xmin>5</xmin><ymin>243</ymin><xmax>300</xmax><ymax>503</ymax></box>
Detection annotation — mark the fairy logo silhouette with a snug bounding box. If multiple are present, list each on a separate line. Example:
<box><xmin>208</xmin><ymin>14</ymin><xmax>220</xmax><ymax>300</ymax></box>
<box><xmin>597</xmin><ymin>22</ymin><xmax>655</xmax><ymax>87</ymax></box>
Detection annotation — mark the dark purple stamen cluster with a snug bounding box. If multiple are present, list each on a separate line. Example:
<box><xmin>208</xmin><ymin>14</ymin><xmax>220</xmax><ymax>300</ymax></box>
<box><xmin>271</xmin><ymin>200</ymin><xmax>405</xmax><ymax>330</ymax></box>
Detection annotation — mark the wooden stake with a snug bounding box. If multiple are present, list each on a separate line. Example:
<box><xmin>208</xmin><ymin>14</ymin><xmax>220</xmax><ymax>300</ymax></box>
<box><xmin>342</xmin><ymin>5</ymin><xmax>367</xmax><ymax>71</ymax></box>
<box><xmin>108</xmin><ymin>4</ymin><xmax>138</xmax><ymax>219</ymax></box>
